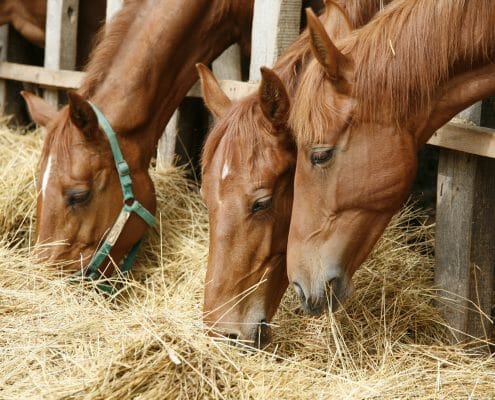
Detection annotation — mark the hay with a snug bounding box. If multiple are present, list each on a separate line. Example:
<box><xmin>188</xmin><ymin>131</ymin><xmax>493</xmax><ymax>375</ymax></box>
<box><xmin>0</xmin><ymin>123</ymin><xmax>493</xmax><ymax>399</ymax></box>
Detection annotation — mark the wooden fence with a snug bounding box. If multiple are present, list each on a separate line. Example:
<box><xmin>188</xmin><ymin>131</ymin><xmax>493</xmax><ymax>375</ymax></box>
<box><xmin>0</xmin><ymin>0</ymin><xmax>493</xmax><ymax>343</ymax></box>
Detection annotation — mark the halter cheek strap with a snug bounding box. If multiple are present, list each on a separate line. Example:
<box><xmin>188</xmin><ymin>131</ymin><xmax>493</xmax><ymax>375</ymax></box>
<box><xmin>73</xmin><ymin>102</ymin><xmax>156</xmax><ymax>293</ymax></box>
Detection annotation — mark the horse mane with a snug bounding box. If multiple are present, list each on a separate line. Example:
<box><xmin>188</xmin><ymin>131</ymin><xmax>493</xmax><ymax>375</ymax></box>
<box><xmin>201</xmin><ymin>11</ymin><xmax>316</xmax><ymax>174</ymax></box>
<box><xmin>334</xmin><ymin>0</ymin><xmax>385</xmax><ymax>29</ymax></box>
<box><xmin>201</xmin><ymin>3</ymin><xmax>343</xmax><ymax>173</ymax></box>
<box><xmin>292</xmin><ymin>0</ymin><xmax>495</xmax><ymax>142</ymax></box>
<box><xmin>79</xmin><ymin>0</ymin><xmax>141</xmax><ymax>97</ymax></box>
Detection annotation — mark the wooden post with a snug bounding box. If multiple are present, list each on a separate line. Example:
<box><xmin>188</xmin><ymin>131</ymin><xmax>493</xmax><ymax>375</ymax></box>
<box><xmin>156</xmin><ymin>42</ymin><xmax>243</xmax><ymax>170</ymax></box>
<box><xmin>435</xmin><ymin>103</ymin><xmax>495</xmax><ymax>343</ymax></box>
<box><xmin>249</xmin><ymin>0</ymin><xmax>303</xmax><ymax>80</ymax></box>
<box><xmin>0</xmin><ymin>25</ymin><xmax>9</xmax><ymax>115</ymax></box>
<box><xmin>43</xmin><ymin>0</ymin><xmax>79</xmax><ymax>107</ymax></box>
<box><xmin>212</xmin><ymin>44</ymin><xmax>242</xmax><ymax>81</ymax></box>
<box><xmin>157</xmin><ymin>111</ymin><xmax>179</xmax><ymax>169</ymax></box>
<box><xmin>106</xmin><ymin>0</ymin><xmax>124</xmax><ymax>22</ymax></box>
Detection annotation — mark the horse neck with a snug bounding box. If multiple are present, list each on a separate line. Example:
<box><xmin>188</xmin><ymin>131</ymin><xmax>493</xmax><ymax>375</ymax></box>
<box><xmin>79</xmin><ymin>0</ymin><xmax>251</xmax><ymax>167</ymax></box>
<box><xmin>0</xmin><ymin>0</ymin><xmax>46</xmax><ymax>47</ymax></box>
<box><xmin>346</xmin><ymin>0</ymin><xmax>495</xmax><ymax>132</ymax></box>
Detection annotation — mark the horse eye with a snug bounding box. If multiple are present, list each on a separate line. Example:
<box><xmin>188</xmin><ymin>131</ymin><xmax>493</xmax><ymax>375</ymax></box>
<box><xmin>251</xmin><ymin>196</ymin><xmax>272</xmax><ymax>214</ymax></box>
<box><xmin>66</xmin><ymin>190</ymin><xmax>91</xmax><ymax>207</ymax></box>
<box><xmin>310</xmin><ymin>148</ymin><xmax>335</xmax><ymax>166</ymax></box>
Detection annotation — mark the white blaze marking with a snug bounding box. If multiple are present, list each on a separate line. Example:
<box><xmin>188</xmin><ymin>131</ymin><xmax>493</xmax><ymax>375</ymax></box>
<box><xmin>221</xmin><ymin>162</ymin><xmax>230</xmax><ymax>180</ymax></box>
<box><xmin>41</xmin><ymin>155</ymin><xmax>52</xmax><ymax>199</ymax></box>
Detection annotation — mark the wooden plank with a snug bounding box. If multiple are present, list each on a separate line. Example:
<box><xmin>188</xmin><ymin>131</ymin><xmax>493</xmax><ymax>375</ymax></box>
<box><xmin>0</xmin><ymin>62</ymin><xmax>258</xmax><ymax>97</ymax></box>
<box><xmin>106</xmin><ymin>0</ymin><xmax>124</xmax><ymax>22</ymax></box>
<box><xmin>212</xmin><ymin>44</ymin><xmax>242</xmax><ymax>81</ymax></box>
<box><xmin>0</xmin><ymin>26</ymin><xmax>9</xmax><ymax>115</ymax></box>
<box><xmin>156</xmin><ymin>110</ymin><xmax>179</xmax><ymax>169</ymax></box>
<box><xmin>435</xmin><ymin>151</ymin><xmax>495</xmax><ymax>343</ymax></box>
<box><xmin>0</xmin><ymin>62</ymin><xmax>84</xmax><ymax>89</ymax></box>
<box><xmin>249</xmin><ymin>0</ymin><xmax>302</xmax><ymax>80</ymax></box>
<box><xmin>187</xmin><ymin>79</ymin><xmax>257</xmax><ymax>100</ymax></box>
<box><xmin>435</xmin><ymin>103</ymin><xmax>495</xmax><ymax>344</ymax></box>
<box><xmin>428</xmin><ymin>122</ymin><xmax>495</xmax><ymax>159</ymax></box>
<box><xmin>44</xmin><ymin>0</ymin><xmax>79</xmax><ymax>106</ymax></box>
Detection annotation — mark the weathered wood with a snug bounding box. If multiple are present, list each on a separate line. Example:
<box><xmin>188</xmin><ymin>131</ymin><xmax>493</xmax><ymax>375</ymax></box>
<box><xmin>249</xmin><ymin>0</ymin><xmax>303</xmax><ymax>80</ymax></box>
<box><xmin>0</xmin><ymin>28</ymin><xmax>45</xmax><ymax>122</ymax></box>
<box><xmin>187</xmin><ymin>79</ymin><xmax>257</xmax><ymax>100</ymax></box>
<box><xmin>0</xmin><ymin>62</ymin><xmax>84</xmax><ymax>89</ymax></box>
<box><xmin>435</xmin><ymin>103</ymin><xmax>495</xmax><ymax>344</ymax></box>
<box><xmin>0</xmin><ymin>26</ymin><xmax>9</xmax><ymax>115</ymax></box>
<box><xmin>156</xmin><ymin>111</ymin><xmax>179</xmax><ymax>169</ymax></box>
<box><xmin>106</xmin><ymin>0</ymin><xmax>124</xmax><ymax>22</ymax></box>
<box><xmin>212</xmin><ymin>44</ymin><xmax>242</xmax><ymax>81</ymax></box>
<box><xmin>44</xmin><ymin>0</ymin><xmax>79</xmax><ymax>107</ymax></box>
<box><xmin>435</xmin><ymin>151</ymin><xmax>495</xmax><ymax>343</ymax></box>
<box><xmin>428</xmin><ymin>122</ymin><xmax>495</xmax><ymax>159</ymax></box>
<box><xmin>0</xmin><ymin>62</ymin><xmax>257</xmax><ymax>98</ymax></box>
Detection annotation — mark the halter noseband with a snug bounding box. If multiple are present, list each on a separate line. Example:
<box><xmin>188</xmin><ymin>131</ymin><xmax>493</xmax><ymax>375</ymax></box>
<box><xmin>73</xmin><ymin>102</ymin><xmax>156</xmax><ymax>293</ymax></box>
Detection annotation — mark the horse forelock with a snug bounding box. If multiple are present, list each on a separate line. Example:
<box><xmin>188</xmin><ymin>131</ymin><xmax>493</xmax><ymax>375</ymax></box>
<box><xmin>39</xmin><ymin>108</ymin><xmax>77</xmax><ymax>179</ymax></box>
<box><xmin>289</xmin><ymin>60</ymin><xmax>338</xmax><ymax>145</ymax></box>
<box><xmin>202</xmin><ymin>95</ymin><xmax>276</xmax><ymax>180</ymax></box>
<box><xmin>292</xmin><ymin>0</ymin><xmax>495</xmax><ymax>142</ymax></box>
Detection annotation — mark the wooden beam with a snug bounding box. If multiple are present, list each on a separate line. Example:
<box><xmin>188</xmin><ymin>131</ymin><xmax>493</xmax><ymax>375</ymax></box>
<box><xmin>249</xmin><ymin>0</ymin><xmax>302</xmax><ymax>80</ymax></box>
<box><xmin>187</xmin><ymin>79</ymin><xmax>257</xmax><ymax>100</ymax></box>
<box><xmin>0</xmin><ymin>62</ymin><xmax>258</xmax><ymax>99</ymax></box>
<box><xmin>0</xmin><ymin>62</ymin><xmax>84</xmax><ymax>89</ymax></box>
<box><xmin>44</xmin><ymin>0</ymin><xmax>79</xmax><ymax>106</ymax></box>
<box><xmin>212</xmin><ymin>44</ymin><xmax>242</xmax><ymax>81</ymax></box>
<box><xmin>428</xmin><ymin>122</ymin><xmax>495</xmax><ymax>159</ymax></box>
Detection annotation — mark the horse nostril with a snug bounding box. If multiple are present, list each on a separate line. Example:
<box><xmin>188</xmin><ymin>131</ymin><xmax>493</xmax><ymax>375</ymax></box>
<box><xmin>293</xmin><ymin>282</ymin><xmax>306</xmax><ymax>302</ymax></box>
<box><xmin>226</xmin><ymin>333</ymin><xmax>238</xmax><ymax>341</ymax></box>
<box><xmin>256</xmin><ymin>319</ymin><xmax>272</xmax><ymax>348</ymax></box>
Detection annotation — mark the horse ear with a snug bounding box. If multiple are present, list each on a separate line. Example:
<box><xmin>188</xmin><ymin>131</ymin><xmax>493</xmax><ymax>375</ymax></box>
<box><xmin>306</xmin><ymin>8</ymin><xmax>346</xmax><ymax>82</ymax></box>
<box><xmin>259</xmin><ymin>67</ymin><xmax>290</xmax><ymax>130</ymax></box>
<box><xmin>67</xmin><ymin>91</ymin><xmax>99</xmax><ymax>139</ymax></box>
<box><xmin>324</xmin><ymin>1</ymin><xmax>352</xmax><ymax>39</ymax></box>
<box><xmin>21</xmin><ymin>91</ymin><xmax>57</xmax><ymax>127</ymax></box>
<box><xmin>196</xmin><ymin>63</ymin><xmax>232</xmax><ymax>119</ymax></box>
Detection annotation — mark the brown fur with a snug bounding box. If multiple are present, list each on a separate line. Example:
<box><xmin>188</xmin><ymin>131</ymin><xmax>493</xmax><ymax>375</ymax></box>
<box><xmin>287</xmin><ymin>0</ymin><xmax>495</xmax><ymax>315</ymax></box>
<box><xmin>292</xmin><ymin>0</ymin><xmax>495</xmax><ymax>143</ymax></box>
<box><xmin>25</xmin><ymin>0</ymin><xmax>255</xmax><ymax>274</ymax></box>
<box><xmin>199</xmin><ymin>0</ymin><xmax>393</xmax><ymax>345</ymax></box>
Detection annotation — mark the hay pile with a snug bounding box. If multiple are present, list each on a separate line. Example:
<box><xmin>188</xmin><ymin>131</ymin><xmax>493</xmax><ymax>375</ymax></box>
<box><xmin>0</xmin><ymin>124</ymin><xmax>494</xmax><ymax>399</ymax></box>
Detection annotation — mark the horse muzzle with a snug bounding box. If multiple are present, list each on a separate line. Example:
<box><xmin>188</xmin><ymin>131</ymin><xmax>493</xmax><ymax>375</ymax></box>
<box><xmin>293</xmin><ymin>276</ymin><xmax>351</xmax><ymax>316</ymax></box>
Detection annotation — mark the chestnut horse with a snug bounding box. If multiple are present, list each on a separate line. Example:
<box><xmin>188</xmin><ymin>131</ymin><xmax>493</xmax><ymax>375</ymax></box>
<box><xmin>288</xmin><ymin>0</ymin><xmax>495</xmax><ymax>315</ymax></box>
<box><xmin>0</xmin><ymin>0</ymin><xmax>106</xmax><ymax>68</ymax></box>
<box><xmin>22</xmin><ymin>0</ymin><xmax>253</xmax><ymax>278</ymax></box>
<box><xmin>198</xmin><ymin>0</ymin><xmax>391</xmax><ymax>347</ymax></box>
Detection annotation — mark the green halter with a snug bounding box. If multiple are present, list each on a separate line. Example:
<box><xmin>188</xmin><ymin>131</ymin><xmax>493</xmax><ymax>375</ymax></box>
<box><xmin>73</xmin><ymin>102</ymin><xmax>156</xmax><ymax>293</ymax></box>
